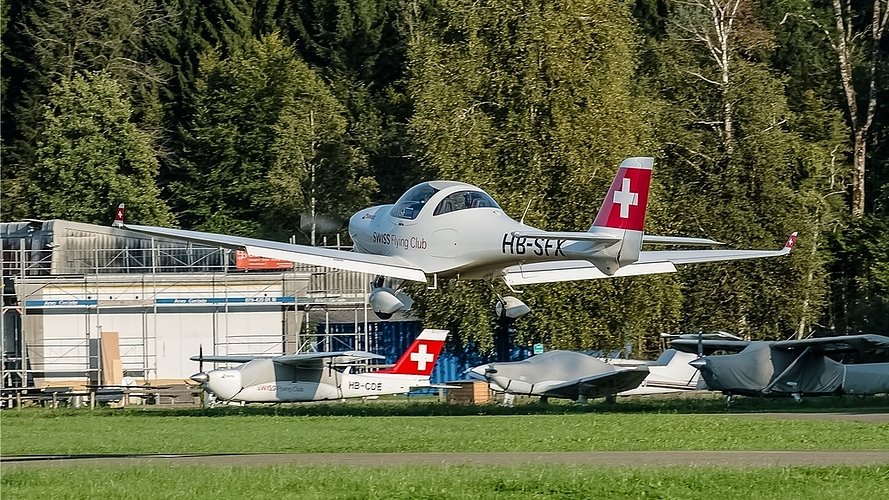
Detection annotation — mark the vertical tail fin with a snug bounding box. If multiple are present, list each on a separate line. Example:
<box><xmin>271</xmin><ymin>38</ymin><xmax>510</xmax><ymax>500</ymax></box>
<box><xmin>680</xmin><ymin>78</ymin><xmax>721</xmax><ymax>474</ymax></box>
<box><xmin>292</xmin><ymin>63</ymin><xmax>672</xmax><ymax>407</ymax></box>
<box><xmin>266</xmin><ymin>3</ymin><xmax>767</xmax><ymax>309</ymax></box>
<box><xmin>377</xmin><ymin>329</ymin><xmax>448</xmax><ymax>376</ymax></box>
<box><xmin>112</xmin><ymin>203</ymin><xmax>126</xmax><ymax>228</ymax></box>
<box><xmin>591</xmin><ymin>157</ymin><xmax>653</xmax><ymax>232</ymax></box>
<box><xmin>586</xmin><ymin>157</ymin><xmax>653</xmax><ymax>274</ymax></box>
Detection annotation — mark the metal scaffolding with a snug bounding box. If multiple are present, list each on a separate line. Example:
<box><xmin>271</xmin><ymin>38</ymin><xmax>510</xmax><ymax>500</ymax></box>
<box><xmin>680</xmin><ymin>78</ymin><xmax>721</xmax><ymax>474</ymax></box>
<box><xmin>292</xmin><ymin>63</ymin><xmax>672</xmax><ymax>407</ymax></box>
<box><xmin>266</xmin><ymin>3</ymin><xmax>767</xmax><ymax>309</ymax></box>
<box><xmin>1</xmin><ymin>220</ymin><xmax>374</xmax><ymax>389</ymax></box>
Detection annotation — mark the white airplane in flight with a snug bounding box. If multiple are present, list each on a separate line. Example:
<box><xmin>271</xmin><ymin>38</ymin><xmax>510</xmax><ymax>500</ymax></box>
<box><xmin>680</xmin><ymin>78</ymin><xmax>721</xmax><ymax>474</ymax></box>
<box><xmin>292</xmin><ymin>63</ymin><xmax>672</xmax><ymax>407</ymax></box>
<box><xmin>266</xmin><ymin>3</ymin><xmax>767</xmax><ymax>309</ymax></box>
<box><xmin>113</xmin><ymin>157</ymin><xmax>796</xmax><ymax>319</ymax></box>
<box><xmin>190</xmin><ymin>329</ymin><xmax>448</xmax><ymax>403</ymax></box>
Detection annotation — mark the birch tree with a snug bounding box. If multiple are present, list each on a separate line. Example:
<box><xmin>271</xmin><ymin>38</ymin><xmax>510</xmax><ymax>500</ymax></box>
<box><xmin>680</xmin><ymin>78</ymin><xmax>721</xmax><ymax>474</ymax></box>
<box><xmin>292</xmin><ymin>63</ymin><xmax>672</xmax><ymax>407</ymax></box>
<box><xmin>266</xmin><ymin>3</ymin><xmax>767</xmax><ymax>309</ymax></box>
<box><xmin>781</xmin><ymin>0</ymin><xmax>888</xmax><ymax>216</ymax></box>
<box><xmin>828</xmin><ymin>0</ymin><xmax>886</xmax><ymax>216</ymax></box>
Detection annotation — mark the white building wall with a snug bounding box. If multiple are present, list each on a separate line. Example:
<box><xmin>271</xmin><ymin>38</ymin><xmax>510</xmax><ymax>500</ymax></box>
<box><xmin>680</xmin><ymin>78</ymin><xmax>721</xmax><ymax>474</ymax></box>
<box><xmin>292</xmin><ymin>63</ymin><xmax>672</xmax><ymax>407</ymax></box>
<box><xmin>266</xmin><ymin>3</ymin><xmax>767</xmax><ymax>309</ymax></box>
<box><xmin>19</xmin><ymin>274</ymin><xmax>308</xmax><ymax>384</ymax></box>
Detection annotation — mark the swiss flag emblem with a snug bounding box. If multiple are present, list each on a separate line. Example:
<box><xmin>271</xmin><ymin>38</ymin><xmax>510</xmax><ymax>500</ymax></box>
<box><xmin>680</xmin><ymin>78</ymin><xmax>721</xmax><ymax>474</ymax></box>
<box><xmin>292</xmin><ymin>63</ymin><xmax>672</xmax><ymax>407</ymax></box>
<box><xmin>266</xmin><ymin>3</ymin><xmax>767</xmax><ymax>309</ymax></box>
<box><xmin>592</xmin><ymin>166</ymin><xmax>650</xmax><ymax>232</ymax></box>
<box><xmin>410</xmin><ymin>344</ymin><xmax>434</xmax><ymax>371</ymax></box>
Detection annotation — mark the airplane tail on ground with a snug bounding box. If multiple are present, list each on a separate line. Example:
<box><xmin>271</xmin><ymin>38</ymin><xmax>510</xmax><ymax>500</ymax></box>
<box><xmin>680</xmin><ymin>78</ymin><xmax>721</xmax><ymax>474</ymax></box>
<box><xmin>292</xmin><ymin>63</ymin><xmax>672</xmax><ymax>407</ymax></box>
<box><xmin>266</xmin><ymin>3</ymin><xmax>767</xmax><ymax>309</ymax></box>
<box><xmin>112</xmin><ymin>203</ymin><xmax>126</xmax><ymax>228</ymax></box>
<box><xmin>376</xmin><ymin>329</ymin><xmax>448</xmax><ymax>376</ymax></box>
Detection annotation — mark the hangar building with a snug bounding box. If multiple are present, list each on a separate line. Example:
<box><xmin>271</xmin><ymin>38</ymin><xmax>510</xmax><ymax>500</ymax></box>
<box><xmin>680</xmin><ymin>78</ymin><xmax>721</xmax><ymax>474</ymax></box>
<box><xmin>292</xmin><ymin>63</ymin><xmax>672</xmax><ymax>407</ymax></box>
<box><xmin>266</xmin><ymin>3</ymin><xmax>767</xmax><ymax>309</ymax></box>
<box><xmin>1</xmin><ymin>219</ymin><xmax>387</xmax><ymax>389</ymax></box>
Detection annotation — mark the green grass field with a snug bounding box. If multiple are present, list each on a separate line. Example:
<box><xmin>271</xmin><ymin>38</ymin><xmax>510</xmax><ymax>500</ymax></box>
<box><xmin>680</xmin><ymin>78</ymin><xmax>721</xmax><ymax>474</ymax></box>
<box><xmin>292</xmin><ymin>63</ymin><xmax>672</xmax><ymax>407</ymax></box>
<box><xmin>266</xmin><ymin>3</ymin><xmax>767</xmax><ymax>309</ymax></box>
<box><xmin>3</xmin><ymin>411</ymin><xmax>889</xmax><ymax>455</ymax></box>
<box><xmin>2</xmin><ymin>465</ymin><xmax>888</xmax><ymax>499</ymax></box>
<box><xmin>2</xmin><ymin>397</ymin><xmax>887</xmax><ymax>499</ymax></box>
<box><xmin>2</xmin><ymin>398</ymin><xmax>889</xmax><ymax>455</ymax></box>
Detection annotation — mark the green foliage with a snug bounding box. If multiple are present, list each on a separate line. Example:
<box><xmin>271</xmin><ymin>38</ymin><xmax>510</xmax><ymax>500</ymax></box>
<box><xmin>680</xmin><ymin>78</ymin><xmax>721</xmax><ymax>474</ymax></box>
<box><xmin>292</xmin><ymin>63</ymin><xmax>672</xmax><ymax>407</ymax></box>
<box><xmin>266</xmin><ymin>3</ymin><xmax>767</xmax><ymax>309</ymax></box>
<box><xmin>171</xmin><ymin>32</ymin><xmax>376</xmax><ymax>238</ymax></box>
<box><xmin>408</xmin><ymin>280</ymin><xmax>498</xmax><ymax>350</ymax></box>
<box><xmin>21</xmin><ymin>71</ymin><xmax>173</xmax><ymax>225</ymax></box>
<box><xmin>646</xmin><ymin>5</ymin><xmax>848</xmax><ymax>339</ymax></box>
<box><xmin>410</xmin><ymin>0</ymin><xmax>647</xmax><ymax>221</ymax></box>
<box><xmin>256</xmin><ymin>0</ymin><xmax>400</xmax><ymax>83</ymax></box>
<box><xmin>1</xmin><ymin>0</ymin><xmax>174</xmax><ymax>220</ymax></box>
<box><xmin>252</xmin><ymin>0</ymin><xmax>422</xmax><ymax>202</ymax></box>
<box><xmin>0</xmin><ymin>0</ymin><xmax>886</xmax><ymax>343</ymax></box>
<box><xmin>154</xmin><ymin>0</ymin><xmax>255</xmax><ymax>111</ymax></box>
<box><xmin>407</xmin><ymin>0</ymin><xmax>679</xmax><ymax>349</ymax></box>
<box><xmin>12</xmin><ymin>0</ymin><xmax>174</xmax><ymax>133</ymax></box>
<box><xmin>520</xmin><ymin>276</ymin><xmax>683</xmax><ymax>355</ymax></box>
<box><xmin>831</xmin><ymin>215</ymin><xmax>889</xmax><ymax>333</ymax></box>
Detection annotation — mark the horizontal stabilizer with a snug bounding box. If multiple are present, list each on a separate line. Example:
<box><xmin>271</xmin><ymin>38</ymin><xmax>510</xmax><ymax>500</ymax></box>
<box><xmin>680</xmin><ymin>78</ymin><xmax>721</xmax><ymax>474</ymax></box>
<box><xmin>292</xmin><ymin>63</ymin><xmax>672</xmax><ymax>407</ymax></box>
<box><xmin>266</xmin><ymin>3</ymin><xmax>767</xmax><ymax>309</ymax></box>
<box><xmin>503</xmin><ymin>261</ymin><xmax>677</xmax><ymax>285</ymax></box>
<box><xmin>502</xmin><ymin>234</ymin><xmax>794</xmax><ymax>285</ymax></box>
<box><xmin>637</xmin><ymin>232</ymin><xmax>795</xmax><ymax>265</ymax></box>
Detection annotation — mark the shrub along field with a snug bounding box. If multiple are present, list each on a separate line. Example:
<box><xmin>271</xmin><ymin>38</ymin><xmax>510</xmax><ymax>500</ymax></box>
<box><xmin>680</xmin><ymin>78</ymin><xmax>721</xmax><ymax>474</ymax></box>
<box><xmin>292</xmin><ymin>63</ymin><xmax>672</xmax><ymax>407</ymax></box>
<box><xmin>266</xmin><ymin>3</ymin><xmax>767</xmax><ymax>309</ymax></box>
<box><xmin>2</xmin><ymin>397</ymin><xmax>888</xmax><ymax>499</ymax></box>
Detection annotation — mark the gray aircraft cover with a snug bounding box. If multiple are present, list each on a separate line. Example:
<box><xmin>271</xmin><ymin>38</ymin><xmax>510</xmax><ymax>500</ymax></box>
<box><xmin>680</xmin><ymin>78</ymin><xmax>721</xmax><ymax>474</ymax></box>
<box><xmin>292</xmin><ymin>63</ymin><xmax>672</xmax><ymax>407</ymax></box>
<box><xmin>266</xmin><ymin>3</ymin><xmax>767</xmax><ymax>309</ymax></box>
<box><xmin>685</xmin><ymin>334</ymin><xmax>889</xmax><ymax>396</ymax></box>
<box><xmin>470</xmin><ymin>350</ymin><xmax>650</xmax><ymax>400</ymax></box>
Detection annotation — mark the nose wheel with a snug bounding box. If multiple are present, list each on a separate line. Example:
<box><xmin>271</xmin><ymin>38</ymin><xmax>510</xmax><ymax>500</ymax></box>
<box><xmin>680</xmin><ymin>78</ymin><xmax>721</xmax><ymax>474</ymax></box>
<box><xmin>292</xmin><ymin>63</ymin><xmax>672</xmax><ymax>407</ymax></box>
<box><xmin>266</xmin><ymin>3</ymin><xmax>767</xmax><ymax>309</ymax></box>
<box><xmin>368</xmin><ymin>276</ymin><xmax>413</xmax><ymax>320</ymax></box>
<box><xmin>495</xmin><ymin>296</ymin><xmax>530</xmax><ymax>319</ymax></box>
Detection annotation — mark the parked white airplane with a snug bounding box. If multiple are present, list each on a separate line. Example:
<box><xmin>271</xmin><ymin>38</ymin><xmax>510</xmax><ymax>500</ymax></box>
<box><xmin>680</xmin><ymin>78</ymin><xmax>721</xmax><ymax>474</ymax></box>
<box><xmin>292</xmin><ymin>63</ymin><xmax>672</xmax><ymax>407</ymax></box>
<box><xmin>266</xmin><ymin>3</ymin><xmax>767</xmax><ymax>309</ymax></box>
<box><xmin>113</xmin><ymin>157</ymin><xmax>796</xmax><ymax>319</ymax></box>
<box><xmin>599</xmin><ymin>334</ymin><xmax>743</xmax><ymax>395</ymax></box>
<box><xmin>603</xmin><ymin>349</ymin><xmax>706</xmax><ymax>396</ymax></box>
<box><xmin>190</xmin><ymin>329</ymin><xmax>448</xmax><ymax>403</ymax></box>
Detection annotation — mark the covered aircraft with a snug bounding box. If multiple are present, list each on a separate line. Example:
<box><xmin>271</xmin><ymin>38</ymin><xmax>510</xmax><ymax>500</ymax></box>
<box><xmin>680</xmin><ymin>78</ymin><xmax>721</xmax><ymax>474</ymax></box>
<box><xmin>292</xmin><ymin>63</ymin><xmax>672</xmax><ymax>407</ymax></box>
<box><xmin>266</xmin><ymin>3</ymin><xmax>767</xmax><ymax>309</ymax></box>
<box><xmin>113</xmin><ymin>157</ymin><xmax>795</xmax><ymax>319</ymax></box>
<box><xmin>467</xmin><ymin>351</ymin><xmax>650</xmax><ymax>404</ymax></box>
<box><xmin>190</xmin><ymin>329</ymin><xmax>448</xmax><ymax>403</ymax></box>
<box><xmin>672</xmin><ymin>334</ymin><xmax>889</xmax><ymax>399</ymax></box>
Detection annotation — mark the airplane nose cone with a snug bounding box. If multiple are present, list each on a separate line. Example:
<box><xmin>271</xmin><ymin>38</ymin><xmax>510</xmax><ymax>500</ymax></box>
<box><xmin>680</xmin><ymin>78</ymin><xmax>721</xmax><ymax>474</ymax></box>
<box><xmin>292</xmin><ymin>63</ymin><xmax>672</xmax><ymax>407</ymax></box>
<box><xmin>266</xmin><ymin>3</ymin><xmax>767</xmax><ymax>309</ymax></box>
<box><xmin>689</xmin><ymin>358</ymin><xmax>708</xmax><ymax>370</ymax></box>
<box><xmin>472</xmin><ymin>365</ymin><xmax>497</xmax><ymax>377</ymax></box>
<box><xmin>190</xmin><ymin>372</ymin><xmax>209</xmax><ymax>384</ymax></box>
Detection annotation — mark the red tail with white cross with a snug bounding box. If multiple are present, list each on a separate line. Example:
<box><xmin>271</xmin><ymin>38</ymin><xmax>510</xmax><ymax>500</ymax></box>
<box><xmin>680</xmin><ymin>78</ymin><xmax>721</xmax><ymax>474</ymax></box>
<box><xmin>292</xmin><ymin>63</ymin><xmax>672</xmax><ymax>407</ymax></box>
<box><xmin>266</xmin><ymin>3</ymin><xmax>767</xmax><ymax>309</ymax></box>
<box><xmin>376</xmin><ymin>329</ymin><xmax>448</xmax><ymax>376</ymax></box>
<box><xmin>590</xmin><ymin>157</ymin><xmax>652</xmax><ymax>232</ymax></box>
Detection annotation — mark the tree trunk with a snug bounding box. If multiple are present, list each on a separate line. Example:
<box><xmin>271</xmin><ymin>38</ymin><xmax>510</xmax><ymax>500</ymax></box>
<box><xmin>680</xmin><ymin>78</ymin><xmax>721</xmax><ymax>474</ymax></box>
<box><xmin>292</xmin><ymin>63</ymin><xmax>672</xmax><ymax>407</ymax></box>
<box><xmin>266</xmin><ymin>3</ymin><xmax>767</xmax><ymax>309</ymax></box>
<box><xmin>852</xmin><ymin>128</ymin><xmax>867</xmax><ymax>217</ymax></box>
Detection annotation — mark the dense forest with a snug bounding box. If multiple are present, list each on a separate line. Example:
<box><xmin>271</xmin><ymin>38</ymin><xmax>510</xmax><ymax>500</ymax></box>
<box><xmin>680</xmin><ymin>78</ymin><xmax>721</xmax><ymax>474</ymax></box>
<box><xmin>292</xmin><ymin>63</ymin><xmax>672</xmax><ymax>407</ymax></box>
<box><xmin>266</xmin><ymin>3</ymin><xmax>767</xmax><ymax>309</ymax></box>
<box><xmin>2</xmin><ymin>0</ymin><xmax>887</xmax><ymax>355</ymax></box>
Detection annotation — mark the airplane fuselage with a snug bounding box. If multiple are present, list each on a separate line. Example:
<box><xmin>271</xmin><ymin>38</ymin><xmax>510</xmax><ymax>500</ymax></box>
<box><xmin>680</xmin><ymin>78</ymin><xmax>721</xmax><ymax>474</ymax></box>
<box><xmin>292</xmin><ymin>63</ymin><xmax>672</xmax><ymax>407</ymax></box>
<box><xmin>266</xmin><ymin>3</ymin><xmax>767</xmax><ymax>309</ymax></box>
<box><xmin>348</xmin><ymin>181</ymin><xmax>613</xmax><ymax>280</ymax></box>
<box><xmin>204</xmin><ymin>360</ymin><xmax>429</xmax><ymax>403</ymax></box>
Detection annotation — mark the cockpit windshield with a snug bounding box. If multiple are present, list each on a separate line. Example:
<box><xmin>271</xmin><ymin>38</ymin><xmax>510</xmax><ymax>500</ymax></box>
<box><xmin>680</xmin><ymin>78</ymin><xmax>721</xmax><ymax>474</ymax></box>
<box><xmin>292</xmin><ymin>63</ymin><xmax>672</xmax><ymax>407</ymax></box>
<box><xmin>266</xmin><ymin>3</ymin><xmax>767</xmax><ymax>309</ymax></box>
<box><xmin>389</xmin><ymin>183</ymin><xmax>440</xmax><ymax>219</ymax></box>
<box><xmin>433</xmin><ymin>190</ymin><xmax>500</xmax><ymax>216</ymax></box>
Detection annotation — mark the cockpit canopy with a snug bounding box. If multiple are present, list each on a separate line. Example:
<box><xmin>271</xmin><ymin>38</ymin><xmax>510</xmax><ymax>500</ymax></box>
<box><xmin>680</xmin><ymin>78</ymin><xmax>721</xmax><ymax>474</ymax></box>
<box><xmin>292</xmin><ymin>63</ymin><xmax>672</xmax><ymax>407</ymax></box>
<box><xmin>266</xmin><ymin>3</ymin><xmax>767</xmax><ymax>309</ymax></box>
<box><xmin>390</xmin><ymin>182</ymin><xmax>501</xmax><ymax>219</ymax></box>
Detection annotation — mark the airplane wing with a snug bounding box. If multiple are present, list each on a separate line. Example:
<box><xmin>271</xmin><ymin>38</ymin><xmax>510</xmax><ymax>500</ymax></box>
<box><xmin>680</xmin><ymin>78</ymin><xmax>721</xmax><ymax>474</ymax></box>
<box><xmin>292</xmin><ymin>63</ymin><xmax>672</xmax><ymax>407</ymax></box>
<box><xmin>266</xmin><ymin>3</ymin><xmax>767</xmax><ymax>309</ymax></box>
<box><xmin>119</xmin><ymin>223</ymin><xmax>428</xmax><ymax>282</ymax></box>
<box><xmin>189</xmin><ymin>355</ymin><xmax>260</xmax><ymax>363</ymax></box>
<box><xmin>670</xmin><ymin>339</ymin><xmax>751</xmax><ymax>355</ymax></box>
<box><xmin>772</xmin><ymin>335</ymin><xmax>889</xmax><ymax>355</ymax></box>
<box><xmin>661</xmin><ymin>331</ymin><xmax>744</xmax><ymax>341</ymax></box>
<box><xmin>273</xmin><ymin>350</ymin><xmax>385</xmax><ymax>368</ymax></box>
<box><xmin>535</xmin><ymin>367</ymin><xmax>649</xmax><ymax>399</ymax></box>
<box><xmin>502</xmin><ymin>233</ymin><xmax>796</xmax><ymax>285</ymax></box>
<box><xmin>190</xmin><ymin>351</ymin><xmax>384</xmax><ymax>367</ymax></box>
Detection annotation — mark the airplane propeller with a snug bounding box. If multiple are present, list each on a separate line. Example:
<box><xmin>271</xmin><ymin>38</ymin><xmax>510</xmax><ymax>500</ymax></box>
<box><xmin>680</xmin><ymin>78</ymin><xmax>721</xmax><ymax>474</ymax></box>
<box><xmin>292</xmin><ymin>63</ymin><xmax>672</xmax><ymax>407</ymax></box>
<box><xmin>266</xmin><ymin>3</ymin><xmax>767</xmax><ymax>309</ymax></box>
<box><xmin>299</xmin><ymin>212</ymin><xmax>346</xmax><ymax>234</ymax></box>
<box><xmin>697</xmin><ymin>329</ymin><xmax>703</xmax><ymax>358</ymax></box>
<box><xmin>192</xmin><ymin>344</ymin><xmax>208</xmax><ymax>408</ymax></box>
